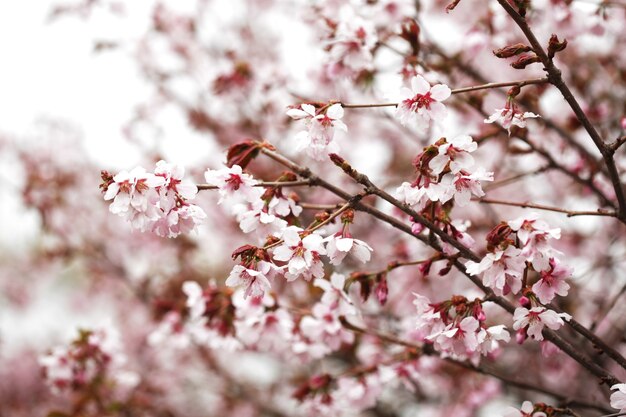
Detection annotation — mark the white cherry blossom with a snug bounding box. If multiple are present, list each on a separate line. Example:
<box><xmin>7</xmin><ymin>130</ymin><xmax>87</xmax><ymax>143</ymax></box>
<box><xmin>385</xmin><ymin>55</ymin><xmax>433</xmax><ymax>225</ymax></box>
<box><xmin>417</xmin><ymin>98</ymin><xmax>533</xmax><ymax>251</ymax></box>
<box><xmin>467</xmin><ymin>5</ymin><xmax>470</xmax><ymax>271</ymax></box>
<box><xmin>287</xmin><ymin>103</ymin><xmax>347</xmax><ymax>161</ymax></box>
<box><xmin>325</xmin><ymin>233</ymin><xmax>373</xmax><ymax>265</ymax></box>
<box><xmin>273</xmin><ymin>226</ymin><xmax>326</xmax><ymax>281</ymax></box>
<box><xmin>611</xmin><ymin>383</ymin><xmax>626</xmax><ymax>412</ymax></box>
<box><xmin>485</xmin><ymin>106</ymin><xmax>539</xmax><ymax>134</ymax></box>
<box><xmin>204</xmin><ymin>164</ymin><xmax>262</xmax><ymax>204</ymax></box>
<box><xmin>395</xmin><ymin>75</ymin><xmax>451</xmax><ymax>132</ymax></box>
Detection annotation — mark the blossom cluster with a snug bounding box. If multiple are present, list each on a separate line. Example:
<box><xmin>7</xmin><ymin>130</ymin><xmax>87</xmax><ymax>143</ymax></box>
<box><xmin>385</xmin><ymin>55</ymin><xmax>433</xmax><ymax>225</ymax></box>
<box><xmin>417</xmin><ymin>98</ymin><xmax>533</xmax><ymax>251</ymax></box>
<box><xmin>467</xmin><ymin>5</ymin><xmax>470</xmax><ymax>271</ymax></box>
<box><xmin>466</xmin><ymin>213</ymin><xmax>573</xmax><ymax>342</ymax></box>
<box><xmin>39</xmin><ymin>326</ymin><xmax>139</xmax><ymax>396</ymax></box>
<box><xmin>413</xmin><ymin>293</ymin><xmax>510</xmax><ymax>364</ymax></box>
<box><xmin>151</xmin><ymin>272</ymin><xmax>357</xmax><ymax>362</ymax></box>
<box><xmin>101</xmin><ymin>161</ymin><xmax>205</xmax><ymax>238</ymax></box>
<box><xmin>287</xmin><ymin>103</ymin><xmax>347</xmax><ymax>161</ymax></box>
<box><xmin>397</xmin><ymin>134</ymin><xmax>493</xmax><ymax>211</ymax></box>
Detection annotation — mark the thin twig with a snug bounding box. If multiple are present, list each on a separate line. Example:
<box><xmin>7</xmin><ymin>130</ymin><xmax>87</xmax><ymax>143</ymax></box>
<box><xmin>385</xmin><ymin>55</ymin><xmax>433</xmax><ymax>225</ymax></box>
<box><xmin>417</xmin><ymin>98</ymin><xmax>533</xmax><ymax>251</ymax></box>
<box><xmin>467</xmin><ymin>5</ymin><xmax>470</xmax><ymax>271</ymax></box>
<box><xmin>478</xmin><ymin>198</ymin><xmax>618</xmax><ymax>218</ymax></box>
<box><xmin>197</xmin><ymin>180</ymin><xmax>313</xmax><ymax>190</ymax></box>
<box><xmin>340</xmin><ymin>78</ymin><xmax>549</xmax><ymax>109</ymax></box>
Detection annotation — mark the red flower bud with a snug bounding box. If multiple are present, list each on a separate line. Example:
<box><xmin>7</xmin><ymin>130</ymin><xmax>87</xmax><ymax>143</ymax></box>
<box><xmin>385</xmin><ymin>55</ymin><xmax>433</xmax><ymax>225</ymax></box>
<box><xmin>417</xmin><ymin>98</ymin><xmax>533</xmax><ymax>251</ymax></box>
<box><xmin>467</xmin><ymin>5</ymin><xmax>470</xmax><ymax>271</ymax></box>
<box><xmin>547</xmin><ymin>34</ymin><xmax>567</xmax><ymax>59</ymax></box>
<box><xmin>445</xmin><ymin>0</ymin><xmax>462</xmax><ymax>13</ymax></box>
<box><xmin>510</xmin><ymin>54</ymin><xmax>541</xmax><ymax>69</ymax></box>
<box><xmin>492</xmin><ymin>43</ymin><xmax>533</xmax><ymax>58</ymax></box>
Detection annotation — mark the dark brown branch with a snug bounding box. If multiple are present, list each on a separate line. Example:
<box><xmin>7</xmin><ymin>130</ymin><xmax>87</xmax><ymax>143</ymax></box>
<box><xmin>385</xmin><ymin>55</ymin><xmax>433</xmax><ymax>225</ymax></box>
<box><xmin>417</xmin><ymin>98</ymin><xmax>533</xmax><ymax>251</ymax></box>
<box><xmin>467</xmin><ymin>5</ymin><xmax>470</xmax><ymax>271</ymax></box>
<box><xmin>259</xmin><ymin>147</ymin><xmax>622</xmax><ymax>385</ymax></box>
<box><xmin>341</xmin><ymin>318</ymin><xmax>614</xmax><ymax>414</ymax></box>
<box><xmin>495</xmin><ymin>0</ymin><xmax>626</xmax><ymax>220</ymax></box>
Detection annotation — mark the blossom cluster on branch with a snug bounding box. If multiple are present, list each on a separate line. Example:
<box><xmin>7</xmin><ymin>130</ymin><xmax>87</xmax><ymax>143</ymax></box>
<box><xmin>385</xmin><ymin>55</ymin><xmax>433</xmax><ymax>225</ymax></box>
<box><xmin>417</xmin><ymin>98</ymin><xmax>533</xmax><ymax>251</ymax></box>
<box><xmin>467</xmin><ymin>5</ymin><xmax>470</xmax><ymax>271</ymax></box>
<box><xmin>3</xmin><ymin>0</ymin><xmax>626</xmax><ymax>416</ymax></box>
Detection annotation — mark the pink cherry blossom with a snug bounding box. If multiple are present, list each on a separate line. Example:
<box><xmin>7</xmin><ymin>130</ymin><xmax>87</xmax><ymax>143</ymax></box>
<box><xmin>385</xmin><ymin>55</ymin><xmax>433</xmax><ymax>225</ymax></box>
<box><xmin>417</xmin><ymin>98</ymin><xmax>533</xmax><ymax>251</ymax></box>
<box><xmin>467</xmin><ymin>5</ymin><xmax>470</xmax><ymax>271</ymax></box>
<box><xmin>154</xmin><ymin>160</ymin><xmax>198</xmax><ymax>201</ymax></box>
<box><xmin>513</xmin><ymin>307</ymin><xmax>571</xmax><ymax>341</ymax></box>
<box><xmin>436</xmin><ymin>167</ymin><xmax>493</xmax><ymax>207</ymax></box>
<box><xmin>509</xmin><ymin>213</ymin><xmax>561</xmax><ymax>271</ymax></box>
<box><xmin>532</xmin><ymin>258</ymin><xmax>571</xmax><ymax>304</ymax></box>
<box><xmin>267</xmin><ymin>194</ymin><xmax>303</xmax><ymax>217</ymax></box>
<box><xmin>151</xmin><ymin>203</ymin><xmax>206</xmax><ymax>238</ymax></box>
<box><xmin>327</xmin><ymin>14</ymin><xmax>377</xmax><ymax>76</ymax></box>
<box><xmin>235</xmin><ymin>200</ymin><xmax>288</xmax><ymax>236</ymax></box>
<box><xmin>426</xmin><ymin>316</ymin><xmax>481</xmax><ymax>358</ymax></box>
<box><xmin>272</xmin><ymin>226</ymin><xmax>327</xmax><ymax>281</ymax></box>
<box><xmin>225</xmin><ymin>262</ymin><xmax>274</xmax><ymax>299</ymax></box>
<box><xmin>466</xmin><ymin>246</ymin><xmax>526</xmax><ymax>296</ymax></box>
<box><xmin>395</xmin><ymin>75</ymin><xmax>451</xmax><ymax>132</ymax></box>
<box><xmin>104</xmin><ymin>166</ymin><xmax>164</xmax><ymax>217</ymax></box>
<box><xmin>478</xmin><ymin>325</ymin><xmax>511</xmax><ymax>356</ymax></box>
<box><xmin>314</xmin><ymin>273</ymin><xmax>353</xmax><ymax>313</ymax></box>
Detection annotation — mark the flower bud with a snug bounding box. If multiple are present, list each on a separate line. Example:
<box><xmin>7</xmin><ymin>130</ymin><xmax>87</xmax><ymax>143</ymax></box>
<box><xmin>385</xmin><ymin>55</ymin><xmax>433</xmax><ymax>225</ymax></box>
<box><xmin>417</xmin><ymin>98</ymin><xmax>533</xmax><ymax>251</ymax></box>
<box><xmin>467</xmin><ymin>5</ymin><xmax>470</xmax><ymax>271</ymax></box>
<box><xmin>519</xmin><ymin>295</ymin><xmax>530</xmax><ymax>307</ymax></box>
<box><xmin>445</xmin><ymin>0</ymin><xmax>462</xmax><ymax>13</ymax></box>
<box><xmin>547</xmin><ymin>34</ymin><xmax>568</xmax><ymax>59</ymax></box>
<box><xmin>493</xmin><ymin>43</ymin><xmax>532</xmax><ymax>59</ymax></box>
<box><xmin>374</xmin><ymin>273</ymin><xmax>388</xmax><ymax>306</ymax></box>
<box><xmin>226</xmin><ymin>139</ymin><xmax>264</xmax><ymax>169</ymax></box>
<box><xmin>511</xmin><ymin>54</ymin><xmax>541</xmax><ymax>69</ymax></box>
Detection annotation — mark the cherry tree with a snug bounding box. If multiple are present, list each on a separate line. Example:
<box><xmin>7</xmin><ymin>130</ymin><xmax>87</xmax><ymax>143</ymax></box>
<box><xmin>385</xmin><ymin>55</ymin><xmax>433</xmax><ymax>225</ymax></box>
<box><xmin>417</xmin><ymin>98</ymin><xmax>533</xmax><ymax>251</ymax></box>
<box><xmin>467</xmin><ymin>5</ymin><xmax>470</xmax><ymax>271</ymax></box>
<box><xmin>2</xmin><ymin>0</ymin><xmax>626</xmax><ymax>416</ymax></box>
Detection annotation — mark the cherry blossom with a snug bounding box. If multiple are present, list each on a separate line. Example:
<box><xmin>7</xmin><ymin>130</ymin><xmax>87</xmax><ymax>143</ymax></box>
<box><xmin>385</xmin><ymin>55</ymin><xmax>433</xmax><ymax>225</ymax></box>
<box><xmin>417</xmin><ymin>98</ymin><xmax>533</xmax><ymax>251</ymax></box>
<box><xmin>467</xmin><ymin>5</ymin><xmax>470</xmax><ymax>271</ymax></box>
<box><xmin>326</xmin><ymin>13</ymin><xmax>377</xmax><ymax>77</ymax></box>
<box><xmin>235</xmin><ymin>200</ymin><xmax>288</xmax><ymax>237</ymax></box>
<box><xmin>103</xmin><ymin>167</ymin><xmax>164</xmax><ymax>230</ymax></box>
<box><xmin>503</xmin><ymin>401</ymin><xmax>547</xmax><ymax>417</ymax></box>
<box><xmin>509</xmin><ymin>213</ymin><xmax>561</xmax><ymax>271</ymax></box>
<box><xmin>513</xmin><ymin>307</ymin><xmax>571</xmax><ymax>341</ymax></box>
<box><xmin>429</xmin><ymin>135</ymin><xmax>478</xmax><ymax>175</ymax></box>
<box><xmin>426</xmin><ymin>316</ymin><xmax>481</xmax><ymax>358</ymax></box>
<box><xmin>484</xmin><ymin>105</ymin><xmax>539</xmax><ymax>134</ymax></box>
<box><xmin>532</xmin><ymin>258</ymin><xmax>571</xmax><ymax>304</ymax></box>
<box><xmin>478</xmin><ymin>325</ymin><xmax>511</xmax><ymax>356</ymax></box>
<box><xmin>225</xmin><ymin>262</ymin><xmax>274</xmax><ymax>299</ymax></box>
<box><xmin>395</xmin><ymin>75</ymin><xmax>451</xmax><ymax>132</ymax></box>
<box><xmin>611</xmin><ymin>383</ymin><xmax>626</xmax><ymax>412</ymax></box>
<box><xmin>154</xmin><ymin>160</ymin><xmax>198</xmax><ymax>203</ymax></box>
<box><xmin>287</xmin><ymin>103</ymin><xmax>347</xmax><ymax>161</ymax></box>
<box><xmin>272</xmin><ymin>226</ymin><xmax>327</xmax><ymax>281</ymax></box>
<box><xmin>325</xmin><ymin>233</ymin><xmax>373</xmax><ymax>265</ymax></box>
<box><xmin>151</xmin><ymin>203</ymin><xmax>207</xmax><ymax>238</ymax></box>
<box><xmin>437</xmin><ymin>167</ymin><xmax>494</xmax><ymax>207</ymax></box>
<box><xmin>466</xmin><ymin>246</ymin><xmax>526</xmax><ymax>296</ymax></box>
<box><xmin>39</xmin><ymin>325</ymin><xmax>139</xmax><ymax>396</ymax></box>
<box><xmin>204</xmin><ymin>164</ymin><xmax>262</xmax><ymax>204</ymax></box>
